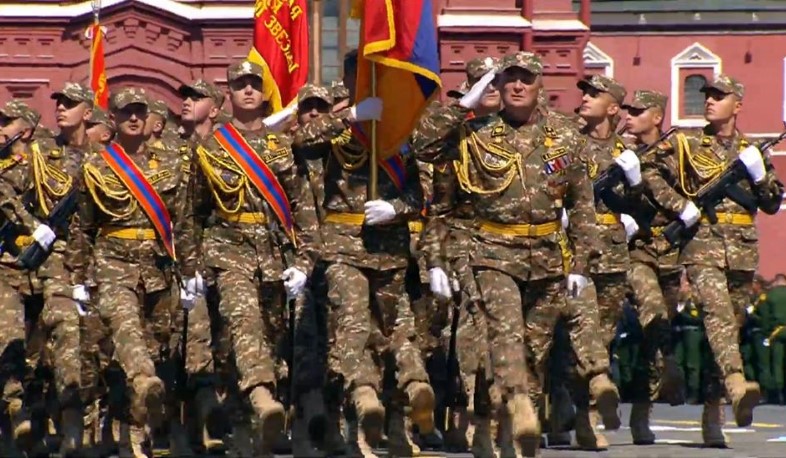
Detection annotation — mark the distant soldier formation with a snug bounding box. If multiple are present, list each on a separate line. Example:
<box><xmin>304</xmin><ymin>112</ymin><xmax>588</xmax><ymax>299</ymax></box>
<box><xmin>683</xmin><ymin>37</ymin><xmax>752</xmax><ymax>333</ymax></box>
<box><xmin>0</xmin><ymin>49</ymin><xmax>783</xmax><ymax>458</ymax></box>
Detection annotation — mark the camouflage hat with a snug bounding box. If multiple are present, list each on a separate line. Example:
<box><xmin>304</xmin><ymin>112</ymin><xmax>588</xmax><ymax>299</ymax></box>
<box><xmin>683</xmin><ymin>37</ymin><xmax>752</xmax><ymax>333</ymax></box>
<box><xmin>148</xmin><ymin>100</ymin><xmax>169</xmax><ymax>118</ymax></box>
<box><xmin>110</xmin><ymin>87</ymin><xmax>149</xmax><ymax>111</ymax></box>
<box><xmin>298</xmin><ymin>84</ymin><xmax>333</xmax><ymax>105</ymax></box>
<box><xmin>466</xmin><ymin>56</ymin><xmax>499</xmax><ymax>82</ymax></box>
<box><xmin>50</xmin><ymin>82</ymin><xmax>94</xmax><ymax>105</ymax></box>
<box><xmin>622</xmin><ymin>90</ymin><xmax>668</xmax><ymax>111</ymax></box>
<box><xmin>87</xmin><ymin>107</ymin><xmax>114</xmax><ymax>129</ymax></box>
<box><xmin>447</xmin><ymin>80</ymin><xmax>471</xmax><ymax>99</ymax></box>
<box><xmin>331</xmin><ymin>80</ymin><xmax>349</xmax><ymax>100</ymax></box>
<box><xmin>227</xmin><ymin>60</ymin><xmax>263</xmax><ymax>82</ymax></box>
<box><xmin>577</xmin><ymin>74</ymin><xmax>627</xmax><ymax>105</ymax></box>
<box><xmin>701</xmin><ymin>74</ymin><xmax>745</xmax><ymax>100</ymax></box>
<box><xmin>499</xmin><ymin>52</ymin><xmax>543</xmax><ymax>75</ymax></box>
<box><xmin>0</xmin><ymin>100</ymin><xmax>40</xmax><ymax>127</ymax></box>
<box><xmin>178</xmin><ymin>79</ymin><xmax>225</xmax><ymax>107</ymax></box>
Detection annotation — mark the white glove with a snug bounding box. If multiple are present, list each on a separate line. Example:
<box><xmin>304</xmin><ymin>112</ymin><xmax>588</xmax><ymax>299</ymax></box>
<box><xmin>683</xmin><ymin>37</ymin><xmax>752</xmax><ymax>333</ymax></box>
<box><xmin>679</xmin><ymin>201</ymin><xmax>701</xmax><ymax>228</ymax></box>
<box><xmin>746</xmin><ymin>305</ymin><xmax>755</xmax><ymax>314</ymax></box>
<box><xmin>262</xmin><ymin>105</ymin><xmax>297</xmax><ymax>131</ymax></box>
<box><xmin>186</xmin><ymin>273</ymin><xmax>205</xmax><ymax>296</ymax></box>
<box><xmin>738</xmin><ymin>145</ymin><xmax>766</xmax><ymax>183</ymax></box>
<box><xmin>567</xmin><ymin>273</ymin><xmax>588</xmax><ymax>298</ymax></box>
<box><xmin>676</xmin><ymin>302</ymin><xmax>685</xmax><ymax>313</ymax></box>
<box><xmin>349</xmin><ymin>97</ymin><xmax>383</xmax><ymax>122</ymax></box>
<box><xmin>282</xmin><ymin>267</ymin><xmax>308</xmax><ymax>298</ymax></box>
<box><xmin>72</xmin><ymin>284</ymin><xmax>90</xmax><ymax>316</ymax></box>
<box><xmin>764</xmin><ymin>339</ymin><xmax>771</xmax><ymax>347</ymax></box>
<box><xmin>460</xmin><ymin>70</ymin><xmax>497</xmax><ymax>109</ymax></box>
<box><xmin>32</xmin><ymin>224</ymin><xmax>56</xmax><ymax>250</ymax></box>
<box><xmin>619</xmin><ymin>213</ymin><xmax>639</xmax><ymax>242</ymax></box>
<box><xmin>428</xmin><ymin>267</ymin><xmax>452</xmax><ymax>299</ymax></box>
<box><xmin>363</xmin><ymin>200</ymin><xmax>396</xmax><ymax>225</ymax></box>
<box><xmin>180</xmin><ymin>288</ymin><xmax>196</xmax><ymax>310</ymax></box>
<box><xmin>561</xmin><ymin>209</ymin><xmax>569</xmax><ymax>230</ymax></box>
<box><xmin>614</xmin><ymin>149</ymin><xmax>642</xmax><ymax>186</ymax></box>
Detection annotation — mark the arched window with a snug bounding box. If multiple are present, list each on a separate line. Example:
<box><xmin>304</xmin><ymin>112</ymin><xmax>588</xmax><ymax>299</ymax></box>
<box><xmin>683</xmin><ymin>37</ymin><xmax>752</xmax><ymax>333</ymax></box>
<box><xmin>683</xmin><ymin>74</ymin><xmax>707</xmax><ymax>117</ymax></box>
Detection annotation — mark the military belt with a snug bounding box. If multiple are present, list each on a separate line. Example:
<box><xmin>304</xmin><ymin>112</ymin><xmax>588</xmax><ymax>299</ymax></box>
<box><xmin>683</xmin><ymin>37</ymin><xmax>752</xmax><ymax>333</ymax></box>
<box><xmin>699</xmin><ymin>212</ymin><xmax>754</xmax><ymax>226</ymax></box>
<box><xmin>99</xmin><ymin>226</ymin><xmax>157</xmax><ymax>240</ymax></box>
<box><xmin>408</xmin><ymin>221</ymin><xmax>424</xmax><ymax>233</ymax></box>
<box><xmin>478</xmin><ymin>219</ymin><xmax>561</xmax><ymax>237</ymax></box>
<box><xmin>324</xmin><ymin>212</ymin><xmax>365</xmax><ymax>226</ymax></box>
<box><xmin>217</xmin><ymin>210</ymin><xmax>267</xmax><ymax>224</ymax></box>
<box><xmin>596</xmin><ymin>213</ymin><xmax>621</xmax><ymax>226</ymax></box>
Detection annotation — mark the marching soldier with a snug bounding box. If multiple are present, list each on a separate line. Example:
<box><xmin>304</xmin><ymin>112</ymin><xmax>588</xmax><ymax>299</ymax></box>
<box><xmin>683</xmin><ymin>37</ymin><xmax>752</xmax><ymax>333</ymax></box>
<box><xmin>572</xmin><ymin>73</ymin><xmax>635</xmax><ymax>450</ymax></box>
<box><xmin>413</xmin><ymin>52</ymin><xmax>619</xmax><ymax>457</ymax></box>
<box><xmin>620</xmin><ymin>90</ymin><xmax>686</xmax><ymax>443</ymax></box>
<box><xmin>420</xmin><ymin>56</ymin><xmax>500</xmax><ymax>456</ymax></box>
<box><xmin>176</xmin><ymin>78</ymin><xmax>228</xmax><ymax>453</ymax></box>
<box><xmin>291</xmin><ymin>49</ymin><xmax>436</xmax><ymax>458</ymax></box>
<box><xmin>183</xmin><ymin>60</ymin><xmax>318</xmax><ymax>457</ymax></box>
<box><xmin>641</xmin><ymin>74</ymin><xmax>783</xmax><ymax>446</ymax></box>
<box><xmin>75</xmin><ymin>88</ymin><xmax>192</xmax><ymax>457</ymax></box>
<box><xmin>0</xmin><ymin>100</ymin><xmax>45</xmax><ymax>456</ymax></box>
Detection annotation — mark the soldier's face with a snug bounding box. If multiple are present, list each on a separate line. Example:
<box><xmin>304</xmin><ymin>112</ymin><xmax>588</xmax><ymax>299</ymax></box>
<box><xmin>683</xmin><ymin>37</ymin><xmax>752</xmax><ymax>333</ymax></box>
<box><xmin>0</xmin><ymin>116</ymin><xmax>31</xmax><ymax>142</ymax></box>
<box><xmin>143</xmin><ymin>113</ymin><xmax>165</xmax><ymax>137</ymax></box>
<box><xmin>113</xmin><ymin>104</ymin><xmax>148</xmax><ymax>137</ymax></box>
<box><xmin>182</xmin><ymin>95</ymin><xmax>217</xmax><ymax>124</ymax></box>
<box><xmin>498</xmin><ymin>68</ymin><xmax>540</xmax><ymax>110</ymax></box>
<box><xmin>579</xmin><ymin>88</ymin><xmax>617</xmax><ymax>119</ymax></box>
<box><xmin>297</xmin><ymin>98</ymin><xmax>331</xmax><ymax>125</ymax></box>
<box><xmin>625</xmin><ymin>107</ymin><xmax>662</xmax><ymax>135</ymax></box>
<box><xmin>229</xmin><ymin>76</ymin><xmax>265</xmax><ymax>111</ymax></box>
<box><xmin>54</xmin><ymin>96</ymin><xmax>91</xmax><ymax>129</ymax></box>
<box><xmin>86</xmin><ymin>123</ymin><xmax>113</xmax><ymax>144</ymax></box>
<box><xmin>479</xmin><ymin>83</ymin><xmax>502</xmax><ymax>110</ymax></box>
<box><xmin>704</xmin><ymin>90</ymin><xmax>741</xmax><ymax>122</ymax></box>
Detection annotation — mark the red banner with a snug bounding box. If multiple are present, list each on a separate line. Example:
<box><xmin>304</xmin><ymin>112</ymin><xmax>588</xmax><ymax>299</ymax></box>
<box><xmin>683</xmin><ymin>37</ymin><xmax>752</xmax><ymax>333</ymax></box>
<box><xmin>249</xmin><ymin>0</ymin><xmax>309</xmax><ymax>113</ymax></box>
<box><xmin>89</xmin><ymin>23</ymin><xmax>108</xmax><ymax>110</ymax></box>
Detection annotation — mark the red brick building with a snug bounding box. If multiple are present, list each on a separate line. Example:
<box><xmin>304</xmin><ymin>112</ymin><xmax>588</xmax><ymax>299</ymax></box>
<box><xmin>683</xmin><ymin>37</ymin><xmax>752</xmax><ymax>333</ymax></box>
<box><xmin>1</xmin><ymin>0</ymin><xmax>783</xmax><ymax>275</ymax></box>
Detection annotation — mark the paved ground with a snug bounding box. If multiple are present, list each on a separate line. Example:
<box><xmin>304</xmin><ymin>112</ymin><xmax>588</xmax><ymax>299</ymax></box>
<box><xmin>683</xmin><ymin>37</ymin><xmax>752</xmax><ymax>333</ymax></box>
<box><xmin>145</xmin><ymin>403</ymin><xmax>786</xmax><ymax>457</ymax></box>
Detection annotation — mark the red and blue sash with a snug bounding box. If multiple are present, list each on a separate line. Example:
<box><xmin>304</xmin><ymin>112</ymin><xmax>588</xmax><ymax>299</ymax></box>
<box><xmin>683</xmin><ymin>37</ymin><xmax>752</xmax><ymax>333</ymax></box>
<box><xmin>100</xmin><ymin>143</ymin><xmax>176</xmax><ymax>260</ymax></box>
<box><xmin>213</xmin><ymin>123</ymin><xmax>295</xmax><ymax>241</ymax></box>
<box><xmin>349</xmin><ymin>123</ymin><xmax>407</xmax><ymax>191</ymax></box>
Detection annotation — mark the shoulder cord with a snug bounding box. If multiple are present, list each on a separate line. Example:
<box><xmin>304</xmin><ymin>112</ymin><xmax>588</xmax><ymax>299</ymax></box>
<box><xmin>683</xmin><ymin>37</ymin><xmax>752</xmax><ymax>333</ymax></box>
<box><xmin>195</xmin><ymin>145</ymin><xmax>246</xmax><ymax>214</ymax></box>
<box><xmin>31</xmin><ymin>143</ymin><xmax>72</xmax><ymax>216</ymax></box>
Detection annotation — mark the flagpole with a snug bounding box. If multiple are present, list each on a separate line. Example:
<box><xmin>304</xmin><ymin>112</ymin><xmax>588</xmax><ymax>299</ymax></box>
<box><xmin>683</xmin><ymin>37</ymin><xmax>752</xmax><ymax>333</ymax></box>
<box><xmin>369</xmin><ymin>61</ymin><xmax>378</xmax><ymax>200</ymax></box>
<box><xmin>90</xmin><ymin>0</ymin><xmax>101</xmax><ymax>101</ymax></box>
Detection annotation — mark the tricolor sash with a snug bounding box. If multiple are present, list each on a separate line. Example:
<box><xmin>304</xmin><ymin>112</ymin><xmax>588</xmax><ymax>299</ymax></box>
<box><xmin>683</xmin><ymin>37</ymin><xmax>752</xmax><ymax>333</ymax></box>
<box><xmin>213</xmin><ymin>124</ymin><xmax>295</xmax><ymax>241</ymax></box>
<box><xmin>349</xmin><ymin>123</ymin><xmax>407</xmax><ymax>191</ymax></box>
<box><xmin>100</xmin><ymin>143</ymin><xmax>177</xmax><ymax>260</ymax></box>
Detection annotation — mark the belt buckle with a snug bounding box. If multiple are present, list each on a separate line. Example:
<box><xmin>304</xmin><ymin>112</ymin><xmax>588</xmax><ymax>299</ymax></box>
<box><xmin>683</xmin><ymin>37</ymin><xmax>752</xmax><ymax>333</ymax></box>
<box><xmin>528</xmin><ymin>224</ymin><xmax>537</xmax><ymax>237</ymax></box>
<box><xmin>723</xmin><ymin>213</ymin><xmax>733</xmax><ymax>223</ymax></box>
<box><xmin>136</xmin><ymin>228</ymin><xmax>147</xmax><ymax>240</ymax></box>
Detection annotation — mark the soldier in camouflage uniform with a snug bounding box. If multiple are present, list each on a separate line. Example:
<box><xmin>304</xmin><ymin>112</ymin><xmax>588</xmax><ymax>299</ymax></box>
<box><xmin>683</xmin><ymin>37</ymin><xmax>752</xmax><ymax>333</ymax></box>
<box><xmin>641</xmin><ymin>75</ymin><xmax>783</xmax><ymax>446</ymax></box>
<box><xmin>86</xmin><ymin>107</ymin><xmax>115</xmax><ymax>145</ymax></box>
<box><xmin>74</xmin><ymin>88</ymin><xmax>192</xmax><ymax>457</ymax></box>
<box><xmin>176</xmin><ymin>79</ymin><xmax>228</xmax><ymax>453</ymax></box>
<box><xmin>619</xmin><ymin>90</ymin><xmax>686</xmax><ymax>444</ymax></box>
<box><xmin>183</xmin><ymin>60</ymin><xmax>319</xmax><ymax>457</ymax></box>
<box><xmin>145</xmin><ymin>100</ymin><xmax>169</xmax><ymax>149</ymax></box>
<box><xmin>0</xmin><ymin>101</ymin><xmax>45</xmax><ymax>456</ymax></box>
<box><xmin>413</xmin><ymin>52</ymin><xmax>619</xmax><ymax>458</ymax></box>
<box><xmin>419</xmin><ymin>56</ymin><xmax>500</xmax><ymax>456</ymax></box>
<box><xmin>291</xmin><ymin>50</ymin><xmax>436</xmax><ymax>458</ymax></box>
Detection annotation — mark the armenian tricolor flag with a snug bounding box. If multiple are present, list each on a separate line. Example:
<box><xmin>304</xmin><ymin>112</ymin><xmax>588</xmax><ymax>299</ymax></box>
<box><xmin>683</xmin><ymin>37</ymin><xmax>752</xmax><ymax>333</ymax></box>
<box><xmin>351</xmin><ymin>0</ymin><xmax>442</xmax><ymax>160</ymax></box>
<box><xmin>248</xmin><ymin>0</ymin><xmax>309</xmax><ymax>114</ymax></box>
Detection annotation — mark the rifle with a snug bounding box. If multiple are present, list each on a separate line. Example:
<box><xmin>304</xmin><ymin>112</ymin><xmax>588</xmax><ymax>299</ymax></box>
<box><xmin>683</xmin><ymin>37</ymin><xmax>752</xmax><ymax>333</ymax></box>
<box><xmin>662</xmin><ymin>130</ymin><xmax>786</xmax><ymax>247</ymax></box>
<box><xmin>0</xmin><ymin>131</ymin><xmax>24</xmax><ymax>158</ymax></box>
<box><xmin>18</xmin><ymin>187</ymin><xmax>79</xmax><ymax>270</ymax></box>
<box><xmin>593</xmin><ymin>127</ymin><xmax>678</xmax><ymax>205</ymax></box>
<box><xmin>443</xmin><ymin>273</ymin><xmax>462</xmax><ymax>432</ymax></box>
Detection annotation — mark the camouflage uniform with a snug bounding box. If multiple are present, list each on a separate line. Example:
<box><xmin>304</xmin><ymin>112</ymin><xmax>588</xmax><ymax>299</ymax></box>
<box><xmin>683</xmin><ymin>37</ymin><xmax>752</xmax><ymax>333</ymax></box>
<box><xmin>576</xmin><ymin>75</ymin><xmax>634</xmax><ymax>355</ymax></box>
<box><xmin>182</xmin><ymin>61</ymin><xmax>319</xmax><ymax>454</ymax></box>
<box><xmin>620</xmin><ymin>91</ymin><xmax>685</xmax><ymax>441</ymax></box>
<box><xmin>413</xmin><ymin>53</ymin><xmax>614</xmax><ymax>456</ymax></box>
<box><xmin>0</xmin><ymin>100</ymin><xmax>43</xmax><ymax>452</ymax></box>
<box><xmin>642</xmin><ymin>75</ymin><xmax>783</xmax><ymax>435</ymax></box>
<box><xmin>291</xmin><ymin>80</ymin><xmax>434</xmax><ymax>457</ymax></box>
<box><xmin>74</xmin><ymin>88</ymin><xmax>191</xmax><ymax>455</ymax></box>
